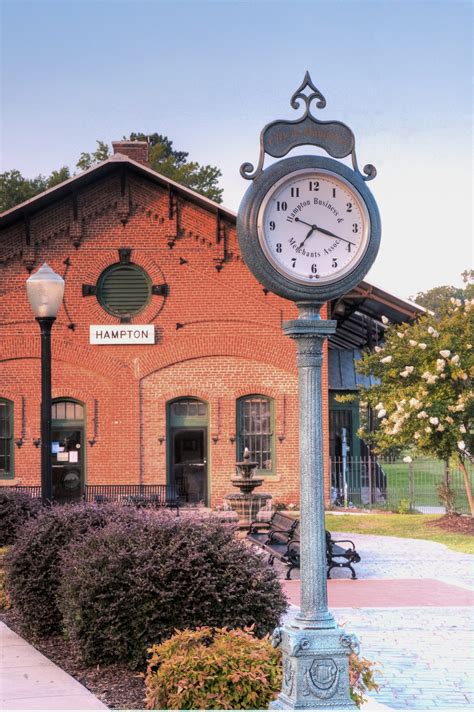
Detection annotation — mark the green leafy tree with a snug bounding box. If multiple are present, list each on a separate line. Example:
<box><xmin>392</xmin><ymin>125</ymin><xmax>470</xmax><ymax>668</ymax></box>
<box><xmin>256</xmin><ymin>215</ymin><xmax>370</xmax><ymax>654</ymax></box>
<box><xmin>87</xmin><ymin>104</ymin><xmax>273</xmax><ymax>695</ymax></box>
<box><xmin>76</xmin><ymin>140</ymin><xmax>111</xmax><ymax>171</ymax></box>
<box><xmin>356</xmin><ymin>294</ymin><xmax>474</xmax><ymax>515</ymax></box>
<box><xmin>411</xmin><ymin>271</ymin><xmax>474</xmax><ymax>316</ymax></box>
<box><xmin>0</xmin><ymin>167</ymin><xmax>70</xmax><ymax>212</ymax></box>
<box><xmin>127</xmin><ymin>132</ymin><xmax>223</xmax><ymax>203</ymax></box>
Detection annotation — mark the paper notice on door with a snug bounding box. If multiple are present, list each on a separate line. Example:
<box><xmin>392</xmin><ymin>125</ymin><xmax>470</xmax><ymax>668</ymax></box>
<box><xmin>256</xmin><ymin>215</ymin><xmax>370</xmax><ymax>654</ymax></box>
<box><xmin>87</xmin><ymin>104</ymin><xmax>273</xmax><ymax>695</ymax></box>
<box><xmin>57</xmin><ymin>452</ymin><xmax>69</xmax><ymax>462</ymax></box>
<box><xmin>69</xmin><ymin>451</ymin><xmax>78</xmax><ymax>463</ymax></box>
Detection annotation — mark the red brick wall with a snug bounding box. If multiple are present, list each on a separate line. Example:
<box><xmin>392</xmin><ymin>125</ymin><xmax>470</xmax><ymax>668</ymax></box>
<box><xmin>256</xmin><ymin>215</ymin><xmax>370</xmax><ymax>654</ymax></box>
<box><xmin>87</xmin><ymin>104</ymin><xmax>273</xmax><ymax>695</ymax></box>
<box><xmin>0</xmin><ymin>168</ymin><xmax>332</xmax><ymax>506</ymax></box>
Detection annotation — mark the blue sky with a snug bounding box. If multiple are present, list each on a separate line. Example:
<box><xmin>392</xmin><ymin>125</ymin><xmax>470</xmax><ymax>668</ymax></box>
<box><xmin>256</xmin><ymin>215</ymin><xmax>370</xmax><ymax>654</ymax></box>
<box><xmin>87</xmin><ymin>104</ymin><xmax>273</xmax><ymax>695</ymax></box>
<box><xmin>1</xmin><ymin>0</ymin><xmax>472</xmax><ymax>299</ymax></box>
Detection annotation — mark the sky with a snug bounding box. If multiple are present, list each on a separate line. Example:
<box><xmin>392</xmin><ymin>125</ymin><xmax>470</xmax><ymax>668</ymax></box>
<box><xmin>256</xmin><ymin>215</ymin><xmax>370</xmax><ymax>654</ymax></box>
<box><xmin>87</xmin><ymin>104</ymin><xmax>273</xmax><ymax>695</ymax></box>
<box><xmin>1</xmin><ymin>0</ymin><xmax>472</xmax><ymax>300</ymax></box>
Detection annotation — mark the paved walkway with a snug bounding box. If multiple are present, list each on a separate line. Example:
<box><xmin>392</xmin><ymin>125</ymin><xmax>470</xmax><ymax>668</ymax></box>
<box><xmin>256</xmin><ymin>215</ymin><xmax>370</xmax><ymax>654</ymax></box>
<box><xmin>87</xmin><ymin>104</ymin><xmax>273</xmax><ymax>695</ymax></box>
<box><xmin>280</xmin><ymin>532</ymin><xmax>474</xmax><ymax>711</ymax></box>
<box><xmin>0</xmin><ymin>622</ymin><xmax>107</xmax><ymax>710</ymax></box>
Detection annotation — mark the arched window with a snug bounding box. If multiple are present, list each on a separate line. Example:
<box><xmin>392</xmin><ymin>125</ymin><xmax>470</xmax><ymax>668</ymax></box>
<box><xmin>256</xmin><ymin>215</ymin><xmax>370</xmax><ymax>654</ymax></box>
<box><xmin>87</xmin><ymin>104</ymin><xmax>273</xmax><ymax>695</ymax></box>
<box><xmin>0</xmin><ymin>399</ymin><xmax>13</xmax><ymax>479</ymax></box>
<box><xmin>237</xmin><ymin>395</ymin><xmax>274</xmax><ymax>473</ymax></box>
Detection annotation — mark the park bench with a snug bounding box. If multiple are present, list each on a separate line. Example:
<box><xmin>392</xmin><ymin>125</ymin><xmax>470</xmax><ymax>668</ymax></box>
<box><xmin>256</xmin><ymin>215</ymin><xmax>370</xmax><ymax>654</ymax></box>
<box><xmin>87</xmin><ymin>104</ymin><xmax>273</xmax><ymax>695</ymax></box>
<box><xmin>247</xmin><ymin>512</ymin><xmax>361</xmax><ymax>580</ymax></box>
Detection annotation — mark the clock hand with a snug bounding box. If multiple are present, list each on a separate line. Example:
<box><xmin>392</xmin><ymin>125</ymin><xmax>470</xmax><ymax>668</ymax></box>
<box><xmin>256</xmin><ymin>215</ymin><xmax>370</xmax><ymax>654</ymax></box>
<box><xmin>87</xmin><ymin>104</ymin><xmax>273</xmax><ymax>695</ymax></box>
<box><xmin>294</xmin><ymin>217</ymin><xmax>314</xmax><ymax>230</ymax></box>
<box><xmin>313</xmin><ymin>224</ymin><xmax>355</xmax><ymax>246</ymax></box>
<box><xmin>298</xmin><ymin>226</ymin><xmax>315</xmax><ymax>249</ymax></box>
<box><xmin>295</xmin><ymin>217</ymin><xmax>356</xmax><ymax>247</ymax></box>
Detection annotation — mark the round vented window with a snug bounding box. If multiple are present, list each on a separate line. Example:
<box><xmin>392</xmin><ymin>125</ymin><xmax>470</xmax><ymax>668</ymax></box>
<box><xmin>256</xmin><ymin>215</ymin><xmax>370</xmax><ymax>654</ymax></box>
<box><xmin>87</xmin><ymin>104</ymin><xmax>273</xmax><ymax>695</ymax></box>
<box><xmin>97</xmin><ymin>263</ymin><xmax>151</xmax><ymax>317</ymax></box>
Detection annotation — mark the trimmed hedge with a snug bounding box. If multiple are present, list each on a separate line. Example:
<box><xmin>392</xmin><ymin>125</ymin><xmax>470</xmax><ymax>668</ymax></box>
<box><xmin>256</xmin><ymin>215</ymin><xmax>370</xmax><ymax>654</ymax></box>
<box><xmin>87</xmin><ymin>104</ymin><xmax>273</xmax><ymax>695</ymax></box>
<box><xmin>59</xmin><ymin>515</ymin><xmax>288</xmax><ymax>668</ymax></box>
<box><xmin>5</xmin><ymin>502</ymin><xmax>141</xmax><ymax>637</ymax></box>
<box><xmin>0</xmin><ymin>489</ymin><xmax>41</xmax><ymax>546</ymax></box>
<box><xmin>145</xmin><ymin>627</ymin><xmax>282</xmax><ymax>710</ymax></box>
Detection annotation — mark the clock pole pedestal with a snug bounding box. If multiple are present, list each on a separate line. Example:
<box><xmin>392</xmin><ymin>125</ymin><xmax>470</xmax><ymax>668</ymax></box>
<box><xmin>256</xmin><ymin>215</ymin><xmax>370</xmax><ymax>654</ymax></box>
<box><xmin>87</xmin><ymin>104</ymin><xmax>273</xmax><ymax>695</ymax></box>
<box><xmin>269</xmin><ymin>304</ymin><xmax>358</xmax><ymax>710</ymax></box>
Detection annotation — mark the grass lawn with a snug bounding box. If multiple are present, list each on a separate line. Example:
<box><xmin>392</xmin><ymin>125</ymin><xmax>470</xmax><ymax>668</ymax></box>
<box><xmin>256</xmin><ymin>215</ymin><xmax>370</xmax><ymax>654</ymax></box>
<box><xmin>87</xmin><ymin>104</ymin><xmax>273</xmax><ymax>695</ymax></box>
<box><xmin>325</xmin><ymin>513</ymin><xmax>474</xmax><ymax>555</ymax></box>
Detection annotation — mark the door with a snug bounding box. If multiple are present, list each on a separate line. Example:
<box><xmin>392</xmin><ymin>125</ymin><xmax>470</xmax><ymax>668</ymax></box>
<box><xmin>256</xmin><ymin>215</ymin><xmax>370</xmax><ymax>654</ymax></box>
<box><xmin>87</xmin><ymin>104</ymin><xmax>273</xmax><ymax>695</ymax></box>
<box><xmin>171</xmin><ymin>428</ymin><xmax>207</xmax><ymax>505</ymax></box>
<box><xmin>51</xmin><ymin>427</ymin><xmax>84</xmax><ymax>502</ymax></box>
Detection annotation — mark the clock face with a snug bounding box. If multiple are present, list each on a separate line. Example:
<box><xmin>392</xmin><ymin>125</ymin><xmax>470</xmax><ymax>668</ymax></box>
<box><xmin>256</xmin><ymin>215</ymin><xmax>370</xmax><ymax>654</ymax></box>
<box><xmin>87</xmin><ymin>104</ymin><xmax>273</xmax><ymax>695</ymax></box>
<box><xmin>257</xmin><ymin>168</ymin><xmax>370</xmax><ymax>285</ymax></box>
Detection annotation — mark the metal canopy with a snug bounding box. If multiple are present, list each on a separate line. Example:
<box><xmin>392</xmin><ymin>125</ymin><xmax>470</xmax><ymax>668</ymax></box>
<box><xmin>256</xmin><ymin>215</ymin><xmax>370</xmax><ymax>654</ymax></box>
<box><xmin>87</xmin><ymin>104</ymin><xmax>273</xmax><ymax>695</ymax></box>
<box><xmin>329</xmin><ymin>281</ymin><xmax>425</xmax><ymax>351</ymax></box>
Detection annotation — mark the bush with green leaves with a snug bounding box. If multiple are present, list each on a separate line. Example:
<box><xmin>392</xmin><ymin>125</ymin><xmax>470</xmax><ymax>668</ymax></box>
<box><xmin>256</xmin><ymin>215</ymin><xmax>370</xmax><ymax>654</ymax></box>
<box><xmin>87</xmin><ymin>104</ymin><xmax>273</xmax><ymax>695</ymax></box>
<box><xmin>0</xmin><ymin>489</ymin><xmax>42</xmax><ymax>546</ymax></box>
<box><xmin>5</xmin><ymin>502</ymin><xmax>139</xmax><ymax>637</ymax></box>
<box><xmin>58</xmin><ymin>515</ymin><xmax>288</xmax><ymax>668</ymax></box>
<box><xmin>145</xmin><ymin>627</ymin><xmax>282</xmax><ymax>710</ymax></box>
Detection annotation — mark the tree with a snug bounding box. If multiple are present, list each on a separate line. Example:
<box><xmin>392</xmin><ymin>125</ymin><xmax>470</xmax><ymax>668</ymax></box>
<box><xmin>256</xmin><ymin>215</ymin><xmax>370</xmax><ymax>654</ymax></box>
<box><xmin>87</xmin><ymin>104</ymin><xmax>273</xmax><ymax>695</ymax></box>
<box><xmin>356</xmin><ymin>294</ymin><xmax>474</xmax><ymax>515</ymax></box>
<box><xmin>76</xmin><ymin>140</ymin><xmax>110</xmax><ymax>171</ymax></box>
<box><xmin>127</xmin><ymin>132</ymin><xmax>223</xmax><ymax>203</ymax></box>
<box><xmin>411</xmin><ymin>271</ymin><xmax>474</xmax><ymax>316</ymax></box>
<box><xmin>0</xmin><ymin>167</ymin><xmax>70</xmax><ymax>212</ymax></box>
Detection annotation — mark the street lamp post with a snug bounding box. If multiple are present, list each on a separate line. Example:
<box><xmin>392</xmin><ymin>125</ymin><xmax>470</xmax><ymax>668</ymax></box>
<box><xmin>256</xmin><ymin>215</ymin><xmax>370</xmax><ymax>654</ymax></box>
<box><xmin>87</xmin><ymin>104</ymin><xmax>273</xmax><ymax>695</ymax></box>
<box><xmin>26</xmin><ymin>263</ymin><xmax>65</xmax><ymax>504</ymax></box>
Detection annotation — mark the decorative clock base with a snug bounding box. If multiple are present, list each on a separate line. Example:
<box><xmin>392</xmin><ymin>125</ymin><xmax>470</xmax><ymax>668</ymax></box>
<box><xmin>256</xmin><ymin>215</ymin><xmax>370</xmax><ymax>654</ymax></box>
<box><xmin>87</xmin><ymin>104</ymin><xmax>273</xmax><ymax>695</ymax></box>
<box><xmin>269</xmin><ymin>623</ymin><xmax>359</xmax><ymax>710</ymax></box>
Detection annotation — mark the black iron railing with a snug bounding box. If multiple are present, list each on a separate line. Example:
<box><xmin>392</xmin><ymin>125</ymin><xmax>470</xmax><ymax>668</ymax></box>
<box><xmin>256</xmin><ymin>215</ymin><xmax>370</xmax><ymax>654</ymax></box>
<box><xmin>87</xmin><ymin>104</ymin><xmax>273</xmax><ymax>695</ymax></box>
<box><xmin>0</xmin><ymin>484</ymin><xmax>180</xmax><ymax>511</ymax></box>
<box><xmin>84</xmin><ymin>484</ymin><xmax>180</xmax><ymax>511</ymax></box>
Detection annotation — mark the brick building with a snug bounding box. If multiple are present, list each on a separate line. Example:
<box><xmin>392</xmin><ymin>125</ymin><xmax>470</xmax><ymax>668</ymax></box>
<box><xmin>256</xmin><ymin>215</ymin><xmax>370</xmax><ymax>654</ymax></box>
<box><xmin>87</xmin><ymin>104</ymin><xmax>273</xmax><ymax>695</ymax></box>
<box><xmin>0</xmin><ymin>142</ymin><xmax>422</xmax><ymax>507</ymax></box>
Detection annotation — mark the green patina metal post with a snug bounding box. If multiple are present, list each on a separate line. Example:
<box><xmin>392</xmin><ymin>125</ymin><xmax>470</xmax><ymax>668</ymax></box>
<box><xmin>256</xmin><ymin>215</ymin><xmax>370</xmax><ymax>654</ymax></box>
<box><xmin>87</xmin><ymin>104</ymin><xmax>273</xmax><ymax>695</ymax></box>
<box><xmin>237</xmin><ymin>73</ymin><xmax>381</xmax><ymax>709</ymax></box>
<box><xmin>269</xmin><ymin>305</ymin><xmax>358</xmax><ymax>709</ymax></box>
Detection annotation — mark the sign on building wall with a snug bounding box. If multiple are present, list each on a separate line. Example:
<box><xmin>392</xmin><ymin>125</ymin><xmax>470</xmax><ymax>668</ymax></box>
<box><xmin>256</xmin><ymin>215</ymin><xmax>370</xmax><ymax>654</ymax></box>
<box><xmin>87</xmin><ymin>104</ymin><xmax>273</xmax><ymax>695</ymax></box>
<box><xmin>89</xmin><ymin>325</ymin><xmax>155</xmax><ymax>345</ymax></box>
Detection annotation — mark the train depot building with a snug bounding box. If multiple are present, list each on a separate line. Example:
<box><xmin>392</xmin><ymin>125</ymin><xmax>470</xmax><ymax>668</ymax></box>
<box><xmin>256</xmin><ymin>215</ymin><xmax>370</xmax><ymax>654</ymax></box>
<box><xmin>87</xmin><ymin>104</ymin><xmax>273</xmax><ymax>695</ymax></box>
<box><xmin>0</xmin><ymin>142</ymin><xmax>423</xmax><ymax>507</ymax></box>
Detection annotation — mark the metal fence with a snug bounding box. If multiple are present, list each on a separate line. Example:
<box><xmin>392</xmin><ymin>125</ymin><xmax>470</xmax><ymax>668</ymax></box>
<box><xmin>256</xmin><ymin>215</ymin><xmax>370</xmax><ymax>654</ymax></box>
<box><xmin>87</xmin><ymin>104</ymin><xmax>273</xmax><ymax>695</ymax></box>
<box><xmin>330</xmin><ymin>456</ymin><xmax>473</xmax><ymax>514</ymax></box>
<box><xmin>0</xmin><ymin>484</ymin><xmax>180</xmax><ymax>510</ymax></box>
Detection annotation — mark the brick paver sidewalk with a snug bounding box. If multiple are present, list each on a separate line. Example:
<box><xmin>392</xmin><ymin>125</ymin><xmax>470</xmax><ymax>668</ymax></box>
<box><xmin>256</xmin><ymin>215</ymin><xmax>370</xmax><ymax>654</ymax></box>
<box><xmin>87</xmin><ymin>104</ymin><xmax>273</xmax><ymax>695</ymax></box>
<box><xmin>280</xmin><ymin>532</ymin><xmax>474</xmax><ymax>710</ymax></box>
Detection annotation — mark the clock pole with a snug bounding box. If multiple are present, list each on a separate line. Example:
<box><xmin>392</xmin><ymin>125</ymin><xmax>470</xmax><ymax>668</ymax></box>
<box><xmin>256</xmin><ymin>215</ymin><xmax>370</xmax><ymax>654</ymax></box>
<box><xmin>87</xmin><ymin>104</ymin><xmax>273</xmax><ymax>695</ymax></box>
<box><xmin>269</xmin><ymin>303</ymin><xmax>358</xmax><ymax>709</ymax></box>
<box><xmin>237</xmin><ymin>72</ymin><xmax>381</xmax><ymax>710</ymax></box>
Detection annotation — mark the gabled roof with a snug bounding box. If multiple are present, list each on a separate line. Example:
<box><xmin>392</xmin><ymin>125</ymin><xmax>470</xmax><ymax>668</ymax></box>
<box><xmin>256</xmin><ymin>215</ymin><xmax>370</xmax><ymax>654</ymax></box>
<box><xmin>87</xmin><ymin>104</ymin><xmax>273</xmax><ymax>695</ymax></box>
<box><xmin>0</xmin><ymin>153</ymin><xmax>236</xmax><ymax>229</ymax></box>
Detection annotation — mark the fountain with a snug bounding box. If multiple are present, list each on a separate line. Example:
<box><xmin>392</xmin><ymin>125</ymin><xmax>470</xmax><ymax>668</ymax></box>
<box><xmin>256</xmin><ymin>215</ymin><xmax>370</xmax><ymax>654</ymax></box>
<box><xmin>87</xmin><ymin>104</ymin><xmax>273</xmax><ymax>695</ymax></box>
<box><xmin>224</xmin><ymin>447</ymin><xmax>272</xmax><ymax>526</ymax></box>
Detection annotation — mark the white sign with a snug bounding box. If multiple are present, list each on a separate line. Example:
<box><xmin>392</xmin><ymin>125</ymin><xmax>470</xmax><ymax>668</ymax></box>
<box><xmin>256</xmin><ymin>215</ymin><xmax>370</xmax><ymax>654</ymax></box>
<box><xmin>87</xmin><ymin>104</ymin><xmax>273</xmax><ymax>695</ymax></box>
<box><xmin>90</xmin><ymin>325</ymin><xmax>155</xmax><ymax>345</ymax></box>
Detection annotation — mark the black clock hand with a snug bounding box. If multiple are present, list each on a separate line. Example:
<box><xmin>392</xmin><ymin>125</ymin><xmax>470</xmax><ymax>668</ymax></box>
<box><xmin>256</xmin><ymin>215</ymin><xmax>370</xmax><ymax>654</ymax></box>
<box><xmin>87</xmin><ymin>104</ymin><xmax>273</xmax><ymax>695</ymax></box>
<box><xmin>294</xmin><ymin>216</ymin><xmax>356</xmax><ymax>247</ymax></box>
<box><xmin>313</xmin><ymin>225</ymin><xmax>355</xmax><ymax>246</ymax></box>
<box><xmin>298</xmin><ymin>226</ymin><xmax>315</xmax><ymax>249</ymax></box>
<box><xmin>294</xmin><ymin>217</ymin><xmax>314</xmax><ymax>230</ymax></box>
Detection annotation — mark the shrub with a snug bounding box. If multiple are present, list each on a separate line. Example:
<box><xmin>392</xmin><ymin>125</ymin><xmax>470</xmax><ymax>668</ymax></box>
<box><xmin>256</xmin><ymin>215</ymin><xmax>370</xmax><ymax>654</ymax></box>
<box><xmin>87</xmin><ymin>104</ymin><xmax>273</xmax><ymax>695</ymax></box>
<box><xmin>58</xmin><ymin>515</ymin><xmax>288</xmax><ymax>668</ymax></box>
<box><xmin>0</xmin><ymin>489</ymin><xmax>42</xmax><ymax>546</ymax></box>
<box><xmin>349</xmin><ymin>652</ymin><xmax>380</xmax><ymax>707</ymax></box>
<box><xmin>397</xmin><ymin>498</ymin><xmax>412</xmax><ymax>515</ymax></box>
<box><xmin>0</xmin><ymin>547</ymin><xmax>10</xmax><ymax>609</ymax></box>
<box><xmin>5</xmin><ymin>502</ymin><xmax>140</xmax><ymax>637</ymax></box>
<box><xmin>145</xmin><ymin>627</ymin><xmax>281</xmax><ymax>710</ymax></box>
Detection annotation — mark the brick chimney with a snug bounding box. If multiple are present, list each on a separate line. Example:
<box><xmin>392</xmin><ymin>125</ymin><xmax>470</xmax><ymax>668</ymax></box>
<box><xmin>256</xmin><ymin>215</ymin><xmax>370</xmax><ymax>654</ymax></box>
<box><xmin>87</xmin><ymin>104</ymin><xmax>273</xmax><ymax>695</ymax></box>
<box><xmin>112</xmin><ymin>140</ymin><xmax>149</xmax><ymax>166</ymax></box>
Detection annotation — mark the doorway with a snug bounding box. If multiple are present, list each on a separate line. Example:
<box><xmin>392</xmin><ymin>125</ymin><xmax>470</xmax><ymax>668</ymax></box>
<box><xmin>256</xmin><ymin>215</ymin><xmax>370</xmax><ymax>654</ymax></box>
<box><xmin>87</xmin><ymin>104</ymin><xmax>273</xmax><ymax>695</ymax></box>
<box><xmin>51</xmin><ymin>400</ymin><xmax>85</xmax><ymax>503</ymax></box>
<box><xmin>167</xmin><ymin>399</ymin><xmax>208</xmax><ymax>505</ymax></box>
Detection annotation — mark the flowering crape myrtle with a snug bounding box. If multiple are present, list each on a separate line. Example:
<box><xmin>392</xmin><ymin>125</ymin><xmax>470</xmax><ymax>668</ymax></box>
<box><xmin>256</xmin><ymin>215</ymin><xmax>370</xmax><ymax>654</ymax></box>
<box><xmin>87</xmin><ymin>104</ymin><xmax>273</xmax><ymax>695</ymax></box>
<box><xmin>356</xmin><ymin>297</ymin><xmax>473</xmax><ymax>514</ymax></box>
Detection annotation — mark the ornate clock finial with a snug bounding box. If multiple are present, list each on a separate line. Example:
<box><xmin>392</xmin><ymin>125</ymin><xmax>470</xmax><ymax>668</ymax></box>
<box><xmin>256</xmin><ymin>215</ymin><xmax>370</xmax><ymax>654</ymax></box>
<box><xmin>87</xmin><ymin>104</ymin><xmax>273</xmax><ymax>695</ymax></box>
<box><xmin>290</xmin><ymin>71</ymin><xmax>327</xmax><ymax>116</ymax></box>
<box><xmin>240</xmin><ymin>71</ymin><xmax>376</xmax><ymax>183</ymax></box>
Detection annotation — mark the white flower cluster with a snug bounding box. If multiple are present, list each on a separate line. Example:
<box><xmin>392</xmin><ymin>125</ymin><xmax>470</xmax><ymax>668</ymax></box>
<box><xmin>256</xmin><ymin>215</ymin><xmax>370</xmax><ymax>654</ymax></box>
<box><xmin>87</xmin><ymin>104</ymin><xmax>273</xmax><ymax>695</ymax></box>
<box><xmin>400</xmin><ymin>366</ymin><xmax>414</xmax><ymax>378</ymax></box>
<box><xmin>375</xmin><ymin>402</ymin><xmax>386</xmax><ymax>418</ymax></box>
<box><xmin>380</xmin><ymin>356</ymin><xmax>392</xmax><ymax>364</ymax></box>
<box><xmin>421</xmin><ymin>371</ymin><xmax>438</xmax><ymax>384</ymax></box>
<box><xmin>427</xmin><ymin>326</ymin><xmax>439</xmax><ymax>337</ymax></box>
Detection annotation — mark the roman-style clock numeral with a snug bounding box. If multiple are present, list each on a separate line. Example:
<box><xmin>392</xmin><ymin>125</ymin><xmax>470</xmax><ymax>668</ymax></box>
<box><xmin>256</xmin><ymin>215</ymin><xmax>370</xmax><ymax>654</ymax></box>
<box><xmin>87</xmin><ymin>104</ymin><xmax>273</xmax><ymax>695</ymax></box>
<box><xmin>308</xmin><ymin>181</ymin><xmax>320</xmax><ymax>191</ymax></box>
<box><xmin>269</xmin><ymin>221</ymin><xmax>276</xmax><ymax>230</ymax></box>
<box><xmin>277</xmin><ymin>201</ymin><xmax>287</xmax><ymax>211</ymax></box>
<box><xmin>290</xmin><ymin>187</ymin><xmax>299</xmax><ymax>197</ymax></box>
